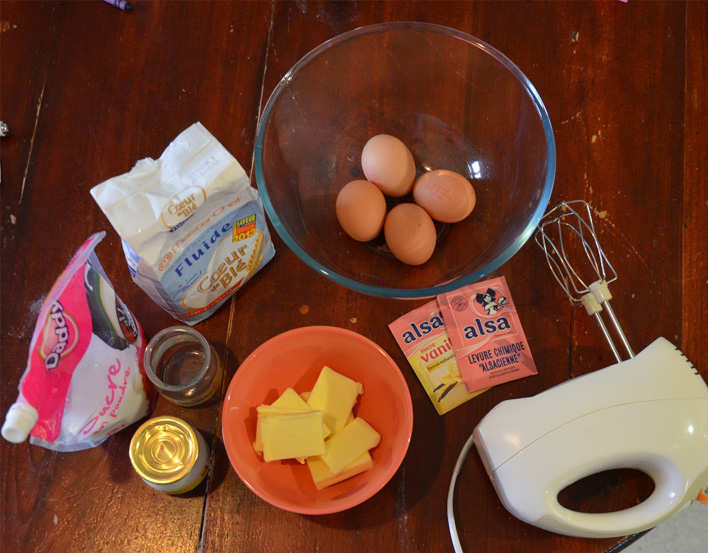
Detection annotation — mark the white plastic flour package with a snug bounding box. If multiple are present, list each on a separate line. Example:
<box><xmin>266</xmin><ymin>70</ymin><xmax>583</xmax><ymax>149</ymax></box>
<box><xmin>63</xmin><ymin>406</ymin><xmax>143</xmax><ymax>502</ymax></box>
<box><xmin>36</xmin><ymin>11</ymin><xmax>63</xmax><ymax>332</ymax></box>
<box><xmin>90</xmin><ymin>122</ymin><xmax>275</xmax><ymax>324</ymax></box>
<box><xmin>1</xmin><ymin>233</ymin><xmax>157</xmax><ymax>452</ymax></box>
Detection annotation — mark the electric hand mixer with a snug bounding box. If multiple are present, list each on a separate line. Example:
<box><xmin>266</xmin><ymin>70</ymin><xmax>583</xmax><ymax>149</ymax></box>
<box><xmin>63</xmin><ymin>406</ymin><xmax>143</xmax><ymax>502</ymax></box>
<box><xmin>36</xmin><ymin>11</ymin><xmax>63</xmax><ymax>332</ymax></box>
<box><xmin>448</xmin><ymin>200</ymin><xmax>708</xmax><ymax>548</ymax></box>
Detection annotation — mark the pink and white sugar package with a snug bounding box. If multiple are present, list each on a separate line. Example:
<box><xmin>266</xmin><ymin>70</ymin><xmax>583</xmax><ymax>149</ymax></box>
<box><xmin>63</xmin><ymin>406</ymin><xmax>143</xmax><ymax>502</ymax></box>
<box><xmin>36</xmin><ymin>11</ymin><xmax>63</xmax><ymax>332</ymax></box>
<box><xmin>2</xmin><ymin>233</ymin><xmax>157</xmax><ymax>452</ymax></box>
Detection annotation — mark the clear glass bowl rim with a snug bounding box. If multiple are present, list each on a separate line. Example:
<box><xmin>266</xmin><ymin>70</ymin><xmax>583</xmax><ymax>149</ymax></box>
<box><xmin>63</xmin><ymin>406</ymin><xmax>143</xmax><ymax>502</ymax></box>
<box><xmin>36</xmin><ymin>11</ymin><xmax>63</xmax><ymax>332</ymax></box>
<box><xmin>254</xmin><ymin>21</ymin><xmax>556</xmax><ymax>299</ymax></box>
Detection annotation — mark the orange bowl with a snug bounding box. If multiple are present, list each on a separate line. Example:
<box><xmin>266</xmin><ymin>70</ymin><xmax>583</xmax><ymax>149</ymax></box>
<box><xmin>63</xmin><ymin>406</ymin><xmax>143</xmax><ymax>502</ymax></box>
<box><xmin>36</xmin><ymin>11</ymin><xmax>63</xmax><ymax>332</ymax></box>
<box><xmin>222</xmin><ymin>326</ymin><xmax>413</xmax><ymax>514</ymax></box>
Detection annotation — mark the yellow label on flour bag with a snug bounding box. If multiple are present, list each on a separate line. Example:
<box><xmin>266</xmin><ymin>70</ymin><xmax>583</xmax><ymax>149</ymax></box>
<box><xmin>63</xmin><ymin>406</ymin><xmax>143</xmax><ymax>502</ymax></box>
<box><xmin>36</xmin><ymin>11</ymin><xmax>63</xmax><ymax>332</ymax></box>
<box><xmin>90</xmin><ymin>123</ymin><xmax>275</xmax><ymax>324</ymax></box>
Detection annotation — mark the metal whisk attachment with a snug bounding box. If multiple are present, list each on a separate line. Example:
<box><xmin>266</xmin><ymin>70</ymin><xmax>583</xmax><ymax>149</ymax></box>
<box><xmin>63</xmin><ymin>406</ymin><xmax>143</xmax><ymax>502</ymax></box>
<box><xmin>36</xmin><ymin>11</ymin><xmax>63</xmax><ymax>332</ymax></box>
<box><xmin>535</xmin><ymin>200</ymin><xmax>634</xmax><ymax>363</ymax></box>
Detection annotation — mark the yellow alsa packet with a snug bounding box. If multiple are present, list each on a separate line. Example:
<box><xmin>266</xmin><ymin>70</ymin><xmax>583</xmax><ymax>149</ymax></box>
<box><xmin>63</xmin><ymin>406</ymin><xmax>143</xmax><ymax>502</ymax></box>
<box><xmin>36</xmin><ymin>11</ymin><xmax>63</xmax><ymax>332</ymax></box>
<box><xmin>389</xmin><ymin>299</ymin><xmax>487</xmax><ymax>415</ymax></box>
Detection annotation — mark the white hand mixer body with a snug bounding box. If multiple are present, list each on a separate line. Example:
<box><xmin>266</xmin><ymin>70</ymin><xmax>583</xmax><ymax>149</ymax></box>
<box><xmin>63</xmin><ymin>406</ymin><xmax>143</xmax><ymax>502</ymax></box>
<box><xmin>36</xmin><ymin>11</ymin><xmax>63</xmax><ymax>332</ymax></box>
<box><xmin>448</xmin><ymin>201</ymin><xmax>708</xmax><ymax>547</ymax></box>
<box><xmin>473</xmin><ymin>336</ymin><xmax>708</xmax><ymax>538</ymax></box>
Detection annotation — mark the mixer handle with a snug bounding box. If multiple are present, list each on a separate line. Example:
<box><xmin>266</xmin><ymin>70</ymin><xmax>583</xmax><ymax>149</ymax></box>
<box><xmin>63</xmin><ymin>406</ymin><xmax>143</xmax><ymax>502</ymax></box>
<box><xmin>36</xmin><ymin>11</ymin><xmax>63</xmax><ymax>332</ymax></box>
<box><xmin>538</xmin><ymin>457</ymin><xmax>690</xmax><ymax>538</ymax></box>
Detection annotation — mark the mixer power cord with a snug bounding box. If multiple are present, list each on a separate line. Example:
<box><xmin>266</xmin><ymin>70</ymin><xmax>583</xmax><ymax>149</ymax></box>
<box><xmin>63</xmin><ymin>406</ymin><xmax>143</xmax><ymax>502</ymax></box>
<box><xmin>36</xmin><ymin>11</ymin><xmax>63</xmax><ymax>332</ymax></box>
<box><xmin>447</xmin><ymin>432</ymin><xmax>477</xmax><ymax>553</ymax></box>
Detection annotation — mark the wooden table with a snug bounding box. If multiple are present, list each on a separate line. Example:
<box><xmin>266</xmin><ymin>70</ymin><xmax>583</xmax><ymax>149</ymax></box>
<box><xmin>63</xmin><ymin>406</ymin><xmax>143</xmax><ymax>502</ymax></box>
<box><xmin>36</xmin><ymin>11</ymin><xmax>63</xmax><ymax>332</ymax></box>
<box><xmin>2</xmin><ymin>1</ymin><xmax>706</xmax><ymax>552</ymax></box>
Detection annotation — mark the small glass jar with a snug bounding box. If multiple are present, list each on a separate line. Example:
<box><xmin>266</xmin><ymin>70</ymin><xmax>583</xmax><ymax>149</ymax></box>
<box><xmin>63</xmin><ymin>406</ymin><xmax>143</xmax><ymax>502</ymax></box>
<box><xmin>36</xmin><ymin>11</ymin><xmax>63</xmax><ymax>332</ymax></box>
<box><xmin>129</xmin><ymin>416</ymin><xmax>209</xmax><ymax>494</ymax></box>
<box><xmin>144</xmin><ymin>326</ymin><xmax>223</xmax><ymax>407</ymax></box>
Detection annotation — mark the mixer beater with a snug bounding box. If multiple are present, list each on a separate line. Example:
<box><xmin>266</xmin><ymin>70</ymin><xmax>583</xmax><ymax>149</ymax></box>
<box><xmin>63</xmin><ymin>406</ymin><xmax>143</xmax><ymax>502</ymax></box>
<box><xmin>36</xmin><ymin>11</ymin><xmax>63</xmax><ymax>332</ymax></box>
<box><xmin>535</xmin><ymin>200</ymin><xmax>634</xmax><ymax>363</ymax></box>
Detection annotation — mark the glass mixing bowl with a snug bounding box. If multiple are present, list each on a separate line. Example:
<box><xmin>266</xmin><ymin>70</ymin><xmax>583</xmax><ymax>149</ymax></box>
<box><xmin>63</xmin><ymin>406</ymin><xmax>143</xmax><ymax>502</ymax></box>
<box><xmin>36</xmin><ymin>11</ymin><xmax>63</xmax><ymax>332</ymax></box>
<box><xmin>254</xmin><ymin>21</ymin><xmax>555</xmax><ymax>298</ymax></box>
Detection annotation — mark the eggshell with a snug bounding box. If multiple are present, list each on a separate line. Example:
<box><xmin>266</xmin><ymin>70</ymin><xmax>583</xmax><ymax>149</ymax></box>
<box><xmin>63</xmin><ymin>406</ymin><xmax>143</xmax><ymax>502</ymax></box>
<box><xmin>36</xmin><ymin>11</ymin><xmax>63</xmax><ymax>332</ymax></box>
<box><xmin>384</xmin><ymin>203</ymin><xmax>437</xmax><ymax>266</ymax></box>
<box><xmin>335</xmin><ymin>180</ymin><xmax>387</xmax><ymax>242</ymax></box>
<box><xmin>361</xmin><ymin>135</ymin><xmax>416</xmax><ymax>197</ymax></box>
<box><xmin>412</xmin><ymin>170</ymin><xmax>476</xmax><ymax>223</ymax></box>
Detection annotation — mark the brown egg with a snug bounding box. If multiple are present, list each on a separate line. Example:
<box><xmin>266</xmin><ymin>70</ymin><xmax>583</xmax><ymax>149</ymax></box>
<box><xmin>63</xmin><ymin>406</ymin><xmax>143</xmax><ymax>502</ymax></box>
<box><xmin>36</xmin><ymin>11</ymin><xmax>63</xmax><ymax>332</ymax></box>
<box><xmin>335</xmin><ymin>180</ymin><xmax>387</xmax><ymax>242</ymax></box>
<box><xmin>413</xmin><ymin>170</ymin><xmax>476</xmax><ymax>223</ymax></box>
<box><xmin>384</xmin><ymin>203</ymin><xmax>437</xmax><ymax>265</ymax></box>
<box><xmin>361</xmin><ymin>134</ymin><xmax>416</xmax><ymax>197</ymax></box>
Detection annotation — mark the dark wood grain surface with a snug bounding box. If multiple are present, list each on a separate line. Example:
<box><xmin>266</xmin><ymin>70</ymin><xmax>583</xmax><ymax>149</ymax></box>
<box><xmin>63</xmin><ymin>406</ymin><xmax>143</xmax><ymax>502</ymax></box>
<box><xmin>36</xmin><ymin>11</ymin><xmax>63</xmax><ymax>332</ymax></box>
<box><xmin>2</xmin><ymin>1</ymin><xmax>706</xmax><ymax>552</ymax></box>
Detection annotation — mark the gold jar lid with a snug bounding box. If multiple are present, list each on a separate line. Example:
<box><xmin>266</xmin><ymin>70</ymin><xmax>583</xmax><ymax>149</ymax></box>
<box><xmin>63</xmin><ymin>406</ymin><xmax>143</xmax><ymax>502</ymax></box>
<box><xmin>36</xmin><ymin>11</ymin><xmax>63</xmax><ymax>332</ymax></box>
<box><xmin>129</xmin><ymin>416</ymin><xmax>199</xmax><ymax>485</ymax></box>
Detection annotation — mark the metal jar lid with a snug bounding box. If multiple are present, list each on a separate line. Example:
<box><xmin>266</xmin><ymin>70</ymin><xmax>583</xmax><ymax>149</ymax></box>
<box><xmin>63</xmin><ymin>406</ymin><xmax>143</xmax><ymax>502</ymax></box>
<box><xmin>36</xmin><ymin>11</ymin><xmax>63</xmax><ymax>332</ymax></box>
<box><xmin>129</xmin><ymin>416</ymin><xmax>199</xmax><ymax>485</ymax></box>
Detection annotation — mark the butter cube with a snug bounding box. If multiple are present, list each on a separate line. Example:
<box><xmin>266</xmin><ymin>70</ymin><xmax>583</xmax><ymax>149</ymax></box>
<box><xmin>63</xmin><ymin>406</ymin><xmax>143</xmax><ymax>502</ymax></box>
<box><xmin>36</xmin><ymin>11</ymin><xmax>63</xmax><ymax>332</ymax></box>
<box><xmin>307</xmin><ymin>366</ymin><xmax>363</xmax><ymax>432</ymax></box>
<box><xmin>272</xmin><ymin>387</ymin><xmax>311</xmax><ymax>410</ymax></box>
<box><xmin>307</xmin><ymin>451</ymin><xmax>374</xmax><ymax>489</ymax></box>
<box><xmin>273</xmin><ymin>388</ymin><xmax>332</xmax><ymax>439</ymax></box>
<box><xmin>253</xmin><ymin>389</ymin><xmax>332</xmax><ymax>455</ymax></box>
<box><xmin>320</xmin><ymin>417</ymin><xmax>380</xmax><ymax>475</ymax></box>
<box><xmin>260</xmin><ymin>410</ymin><xmax>326</xmax><ymax>462</ymax></box>
<box><xmin>254</xmin><ymin>406</ymin><xmax>309</xmax><ymax>453</ymax></box>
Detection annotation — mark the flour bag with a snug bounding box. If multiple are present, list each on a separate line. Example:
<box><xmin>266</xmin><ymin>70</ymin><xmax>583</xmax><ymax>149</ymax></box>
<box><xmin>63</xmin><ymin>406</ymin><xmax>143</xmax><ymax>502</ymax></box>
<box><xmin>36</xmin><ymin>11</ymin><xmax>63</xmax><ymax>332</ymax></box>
<box><xmin>90</xmin><ymin>123</ymin><xmax>275</xmax><ymax>324</ymax></box>
<box><xmin>2</xmin><ymin>233</ymin><xmax>157</xmax><ymax>452</ymax></box>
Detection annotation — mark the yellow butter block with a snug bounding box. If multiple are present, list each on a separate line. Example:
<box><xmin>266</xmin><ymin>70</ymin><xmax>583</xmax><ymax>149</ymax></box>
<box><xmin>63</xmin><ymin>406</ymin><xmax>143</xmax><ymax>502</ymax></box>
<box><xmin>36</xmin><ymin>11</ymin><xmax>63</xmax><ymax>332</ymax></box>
<box><xmin>260</xmin><ymin>410</ymin><xmax>326</xmax><ymax>462</ymax></box>
<box><xmin>254</xmin><ymin>388</ymin><xmax>333</xmax><ymax>454</ymax></box>
<box><xmin>272</xmin><ymin>387</ymin><xmax>310</xmax><ymax>410</ymax></box>
<box><xmin>257</xmin><ymin>405</ymin><xmax>308</xmax><ymax>416</ymax></box>
<box><xmin>307</xmin><ymin>366</ymin><xmax>363</xmax><ymax>432</ymax></box>
<box><xmin>253</xmin><ymin>406</ymin><xmax>309</xmax><ymax>453</ymax></box>
<box><xmin>273</xmin><ymin>388</ymin><xmax>332</xmax><ymax>439</ymax></box>
<box><xmin>271</xmin><ymin>389</ymin><xmax>332</xmax><ymax>460</ymax></box>
<box><xmin>307</xmin><ymin>451</ymin><xmax>374</xmax><ymax>490</ymax></box>
<box><xmin>320</xmin><ymin>417</ymin><xmax>380</xmax><ymax>475</ymax></box>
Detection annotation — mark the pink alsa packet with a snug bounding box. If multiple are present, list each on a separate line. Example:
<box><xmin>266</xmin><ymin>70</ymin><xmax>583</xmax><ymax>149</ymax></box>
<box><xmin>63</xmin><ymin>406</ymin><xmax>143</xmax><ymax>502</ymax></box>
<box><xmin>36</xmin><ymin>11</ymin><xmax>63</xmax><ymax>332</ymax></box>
<box><xmin>437</xmin><ymin>276</ymin><xmax>537</xmax><ymax>394</ymax></box>
<box><xmin>1</xmin><ymin>232</ymin><xmax>157</xmax><ymax>452</ymax></box>
<box><xmin>389</xmin><ymin>299</ymin><xmax>488</xmax><ymax>415</ymax></box>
